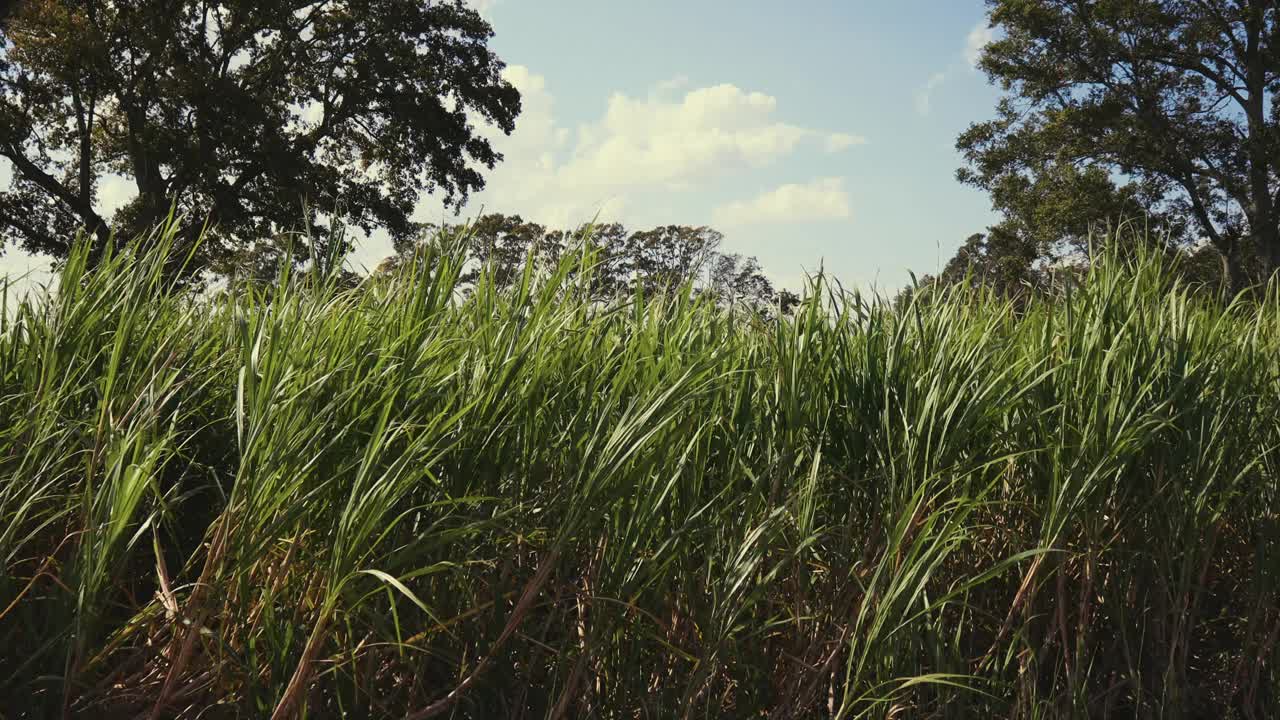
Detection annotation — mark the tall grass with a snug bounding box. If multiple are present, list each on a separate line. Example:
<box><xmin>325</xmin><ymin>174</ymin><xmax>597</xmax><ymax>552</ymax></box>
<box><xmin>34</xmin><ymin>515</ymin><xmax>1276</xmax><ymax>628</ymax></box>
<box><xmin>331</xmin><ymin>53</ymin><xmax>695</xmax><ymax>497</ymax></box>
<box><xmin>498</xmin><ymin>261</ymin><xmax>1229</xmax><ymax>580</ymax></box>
<box><xmin>0</xmin><ymin>223</ymin><xmax>1275</xmax><ymax>718</ymax></box>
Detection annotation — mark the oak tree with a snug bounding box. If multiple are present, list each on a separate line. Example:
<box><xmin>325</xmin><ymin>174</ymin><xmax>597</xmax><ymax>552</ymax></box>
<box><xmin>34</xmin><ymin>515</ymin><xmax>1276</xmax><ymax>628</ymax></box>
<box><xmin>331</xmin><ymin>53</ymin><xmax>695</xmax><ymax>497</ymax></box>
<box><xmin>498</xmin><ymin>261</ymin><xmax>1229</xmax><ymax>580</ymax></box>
<box><xmin>958</xmin><ymin>0</ymin><xmax>1279</xmax><ymax>290</ymax></box>
<box><xmin>0</xmin><ymin>0</ymin><xmax>521</xmax><ymax>275</ymax></box>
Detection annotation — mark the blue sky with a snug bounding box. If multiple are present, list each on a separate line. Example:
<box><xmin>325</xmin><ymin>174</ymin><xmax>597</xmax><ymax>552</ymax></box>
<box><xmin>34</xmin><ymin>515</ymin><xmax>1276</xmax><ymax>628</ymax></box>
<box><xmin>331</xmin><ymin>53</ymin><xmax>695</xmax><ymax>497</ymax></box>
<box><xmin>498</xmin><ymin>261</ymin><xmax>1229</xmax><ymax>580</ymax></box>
<box><xmin>403</xmin><ymin>0</ymin><xmax>1006</xmax><ymax>291</ymax></box>
<box><xmin>0</xmin><ymin>1</ymin><xmax>1007</xmax><ymax>293</ymax></box>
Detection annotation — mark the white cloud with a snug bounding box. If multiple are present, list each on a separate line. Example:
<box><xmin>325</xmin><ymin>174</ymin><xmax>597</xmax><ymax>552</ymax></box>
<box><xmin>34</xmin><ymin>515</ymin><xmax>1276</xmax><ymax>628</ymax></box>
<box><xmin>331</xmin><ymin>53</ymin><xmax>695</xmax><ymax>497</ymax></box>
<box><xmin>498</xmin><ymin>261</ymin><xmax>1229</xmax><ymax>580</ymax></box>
<box><xmin>915</xmin><ymin>72</ymin><xmax>948</xmax><ymax>116</ymax></box>
<box><xmin>557</xmin><ymin>83</ymin><xmax>856</xmax><ymax>192</ymax></box>
<box><xmin>911</xmin><ymin>20</ymin><xmax>995</xmax><ymax>119</ymax></box>
<box><xmin>299</xmin><ymin>100</ymin><xmax>324</xmax><ymax>127</ymax></box>
<box><xmin>965</xmin><ymin>22</ymin><xmax>995</xmax><ymax>68</ymax></box>
<box><xmin>712</xmin><ymin>177</ymin><xmax>852</xmax><ymax>226</ymax></box>
<box><xmin>412</xmin><ymin>68</ymin><xmax>865</xmax><ymax>233</ymax></box>
<box><xmin>651</xmin><ymin>75</ymin><xmax>691</xmax><ymax>97</ymax></box>
<box><xmin>97</xmin><ymin>174</ymin><xmax>137</xmax><ymax>218</ymax></box>
<box><xmin>0</xmin><ymin>250</ymin><xmax>54</xmax><ymax>301</ymax></box>
<box><xmin>468</xmin><ymin>0</ymin><xmax>499</xmax><ymax>17</ymax></box>
<box><xmin>442</xmin><ymin>64</ymin><xmax>592</xmax><ymax>230</ymax></box>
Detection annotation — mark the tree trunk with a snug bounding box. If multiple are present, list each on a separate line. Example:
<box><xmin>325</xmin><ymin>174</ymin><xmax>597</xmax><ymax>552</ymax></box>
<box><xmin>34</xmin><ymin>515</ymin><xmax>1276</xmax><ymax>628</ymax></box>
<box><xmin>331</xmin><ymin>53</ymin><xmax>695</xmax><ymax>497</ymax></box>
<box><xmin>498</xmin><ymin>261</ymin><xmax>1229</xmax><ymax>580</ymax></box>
<box><xmin>1220</xmin><ymin>241</ymin><xmax>1250</xmax><ymax>299</ymax></box>
<box><xmin>1257</xmin><ymin>225</ymin><xmax>1280</xmax><ymax>286</ymax></box>
<box><xmin>1241</xmin><ymin>5</ymin><xmax>1276</xmax><ymax>289</ymax></box>
<box><xmin>123</xmin><ymin>101</ymin><xmax>169</xmax><ymax>238</ymax></box>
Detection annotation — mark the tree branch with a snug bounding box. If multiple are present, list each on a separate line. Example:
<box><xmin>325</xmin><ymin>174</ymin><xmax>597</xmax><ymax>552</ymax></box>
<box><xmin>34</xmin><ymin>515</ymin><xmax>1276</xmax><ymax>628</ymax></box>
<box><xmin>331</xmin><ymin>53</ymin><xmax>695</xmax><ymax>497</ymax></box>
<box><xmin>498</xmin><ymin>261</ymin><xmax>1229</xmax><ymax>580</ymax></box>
<box><xmin>70</xmin><ymin>84</ymin><xmax>94</xmax><ymax>210</ymax></box>
<box><xmin>0</xmin><ymin>207</ymin><xmax>62</xmax><ymax>253</ymax></box>
<box><xmin>1188</xmin><ymin>0</ymin><xmax>1249</xmax><ymax>67</ymax></box>
<box><xmin>0</xmin><ymin>143</ymin><xmax>109</xmax><ymax>244</ymax></box>
<box><xmin>1175</xmin><ymin>172</ymin><xmax>1227</xmax><ymax>249</ymax></box>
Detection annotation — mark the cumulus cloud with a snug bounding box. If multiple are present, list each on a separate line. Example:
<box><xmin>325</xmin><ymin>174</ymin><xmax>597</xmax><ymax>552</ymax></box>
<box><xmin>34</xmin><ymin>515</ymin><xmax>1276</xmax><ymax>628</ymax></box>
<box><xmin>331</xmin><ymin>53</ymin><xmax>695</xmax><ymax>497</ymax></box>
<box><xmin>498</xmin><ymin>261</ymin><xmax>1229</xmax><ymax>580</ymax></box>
<box><xmin>965</xmin><ymin>22</ymin><xmax>995</xmax><ymax>68</ymax></box>
<box><xmin>427</xmin><ymin>64</ymin><xmax>590</xmax><ymax>230</ymax></box>
<box><xmin>97</xmin><ymin>174</ymin><xmax>138</xmax><ymax>218</ymax></box>
<box><xmin>467</xmin><ymin>0</ymin><xmax>499</xmax><ymax>18</ymax></box>
<box><xmin>651</xmin><ymin>75</ymin><xmax>691</xmax><ymax>97</ymax></box>
<box><xmin>418</xmin><ymin>67</ymin><xmax>865</xmax><ymax>231</ymax></box>
<box><xmin>0</xmin><ymin>250</ymin><xmax>54</xmax><ymax>299</ymax></box>
<box><xmin>557</xmin><ymin>83</ymin><xmax>859</xmax><ymax>192</ymax></box>
<box><xmin>712</xmin><ymin>177</ymin><xmax>852</xmax><ymax>226</ymax></box>
<box><xmin>915</xmin><ymin>72</ymin><xmax>948</xmax><ymax>116</ymax></box>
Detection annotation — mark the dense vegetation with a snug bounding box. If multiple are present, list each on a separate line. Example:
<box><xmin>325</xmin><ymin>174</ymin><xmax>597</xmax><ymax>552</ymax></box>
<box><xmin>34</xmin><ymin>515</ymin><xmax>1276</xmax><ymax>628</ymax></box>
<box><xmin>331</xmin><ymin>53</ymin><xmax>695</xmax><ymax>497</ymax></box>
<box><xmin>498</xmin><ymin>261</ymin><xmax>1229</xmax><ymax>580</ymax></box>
<box><xmin>0</xmin><ymin>225</ymin><xmax>1275</xmax><ymax>719</ymax></box>
<box><xmin>0</xmin><ymin>0</ymin><xmax>519</xmax><ymax>274</ymax></box>
<box><xmin>955</xmin><ymin>0</ymin><xmax>1279</xmax><ymax>294</ymax></box>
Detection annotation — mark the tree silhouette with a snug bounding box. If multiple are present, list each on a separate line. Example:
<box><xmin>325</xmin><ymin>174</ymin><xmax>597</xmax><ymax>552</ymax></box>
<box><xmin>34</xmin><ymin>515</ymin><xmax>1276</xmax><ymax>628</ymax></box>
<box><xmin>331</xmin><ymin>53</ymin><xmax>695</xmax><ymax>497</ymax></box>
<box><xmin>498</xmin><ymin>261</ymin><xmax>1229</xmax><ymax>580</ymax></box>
<box><xmin>0</xmin><ymin>0</ymin><xmax>521</xmax><ymax>276</ymax></box>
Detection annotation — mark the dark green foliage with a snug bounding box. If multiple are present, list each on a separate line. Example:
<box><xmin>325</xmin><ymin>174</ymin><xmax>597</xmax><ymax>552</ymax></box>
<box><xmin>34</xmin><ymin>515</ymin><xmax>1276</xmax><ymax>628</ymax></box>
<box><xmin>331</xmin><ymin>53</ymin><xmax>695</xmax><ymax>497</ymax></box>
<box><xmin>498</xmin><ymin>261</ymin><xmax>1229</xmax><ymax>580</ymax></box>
<box><xmin>956</xmin><ymin>0</ymin><xmax>1280</xmax><ymax>292</ymax></box>
<box><xmin>624</xmin><ymin>224</ymin><xmax>721</xmax><ymax>296</ymax></box>
<box><xmin>0</xmin><ymin>0</ymin><xmax>520</xmax><ymax>276</ymax></box>
<box><xmin>933</xmin><ymin>230</ymin><xmax>1045</xmax><ymax>299</ymax></box>
<box><xmin>454</xmin><ymin>213</ymin><xmax>566</xmax><ymax>289</ymax></box>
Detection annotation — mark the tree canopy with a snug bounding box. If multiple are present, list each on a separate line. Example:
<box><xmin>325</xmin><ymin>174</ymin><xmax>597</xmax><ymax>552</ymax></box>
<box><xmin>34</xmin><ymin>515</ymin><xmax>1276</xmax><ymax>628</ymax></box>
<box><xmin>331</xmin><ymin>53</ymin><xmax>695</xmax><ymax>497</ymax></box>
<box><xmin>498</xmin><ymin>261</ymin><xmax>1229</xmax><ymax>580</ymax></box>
<box><xmin>956</xmin><ymin>0</ymin><xmax>1279</xmax><ymax>291</ymax></box>
<box><xmin>0</xmin><ymin>0</ymin><xmax>520</xmax><ymax>275</ymax></box>
<box><xmin>384</xmin><ymin>213</ymin><xmax>797</xmax><ymax>314</ymax></box>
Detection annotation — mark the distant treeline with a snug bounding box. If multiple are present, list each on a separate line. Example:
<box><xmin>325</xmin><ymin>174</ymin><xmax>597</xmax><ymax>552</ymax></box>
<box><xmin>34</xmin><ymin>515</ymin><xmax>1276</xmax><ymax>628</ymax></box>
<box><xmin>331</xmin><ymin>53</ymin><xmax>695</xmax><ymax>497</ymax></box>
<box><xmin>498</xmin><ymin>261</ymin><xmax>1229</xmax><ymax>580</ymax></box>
<box><xmin>379</xmin><ymin>214</ymin><xmax>799</xmax><ymax>313</ymax></box>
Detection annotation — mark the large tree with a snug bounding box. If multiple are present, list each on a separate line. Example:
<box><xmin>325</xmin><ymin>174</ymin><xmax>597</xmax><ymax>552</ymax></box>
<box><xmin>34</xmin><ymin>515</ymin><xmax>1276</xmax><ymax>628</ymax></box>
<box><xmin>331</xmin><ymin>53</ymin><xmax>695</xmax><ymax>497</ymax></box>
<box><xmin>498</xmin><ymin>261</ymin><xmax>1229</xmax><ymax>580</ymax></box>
<box><xmin>625</xmin><ymin>224</ymin><xmax>723</xmax><ymax>297</ymax></box>
<box><xmin>0</xmin><ymin>0</ymin><xmax>520</xmax><ymax>274</ymax></box>
<box><xmin>454</xmin><ymin>213</ymin><xmax>563</xmax><ymax>288</ymax></box>
<box><xmin>958</xmin><ymin>0</ymin><xmax>1279</xmax><ymax>290</ymax></box>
